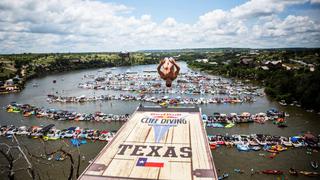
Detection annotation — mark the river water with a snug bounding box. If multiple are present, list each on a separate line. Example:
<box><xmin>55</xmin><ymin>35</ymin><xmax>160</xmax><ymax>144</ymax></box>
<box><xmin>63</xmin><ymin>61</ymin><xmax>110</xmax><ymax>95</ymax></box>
<box><xmin>0</xmin><ymin>62</ymin><xmax>319</xmax><ymax>180</ymax></box>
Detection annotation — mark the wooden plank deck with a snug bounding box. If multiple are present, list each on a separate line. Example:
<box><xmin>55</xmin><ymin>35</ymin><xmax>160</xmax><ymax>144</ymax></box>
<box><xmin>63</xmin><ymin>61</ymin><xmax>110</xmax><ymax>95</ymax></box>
<box><xmin>79</xmin><ymin>106</ymin><xmax>217</xmax><ymax>180</ymax></box>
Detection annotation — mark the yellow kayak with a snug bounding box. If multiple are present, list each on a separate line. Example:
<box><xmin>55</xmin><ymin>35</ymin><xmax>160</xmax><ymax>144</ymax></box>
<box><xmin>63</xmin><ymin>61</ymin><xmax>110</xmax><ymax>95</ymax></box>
<box><xmin>225</xmin><ymin>123</ymin><xmax>235</xmax><ymax>128</ymax></box>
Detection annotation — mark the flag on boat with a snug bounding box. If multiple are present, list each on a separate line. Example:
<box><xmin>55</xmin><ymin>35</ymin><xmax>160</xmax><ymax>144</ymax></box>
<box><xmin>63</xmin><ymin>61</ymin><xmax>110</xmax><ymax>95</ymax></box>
<box><xmin>136</xmin><ymin>157</ymin><xmax>164</xmax><ymax>168</ymax></box>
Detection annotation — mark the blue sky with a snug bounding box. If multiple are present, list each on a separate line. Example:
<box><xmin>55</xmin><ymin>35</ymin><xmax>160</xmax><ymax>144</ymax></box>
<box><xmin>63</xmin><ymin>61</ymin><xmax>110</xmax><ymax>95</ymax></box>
<box><xmin>0</xmin><ymin>0</ymin><xmax>319</xmax><ymax>53</ymax></box>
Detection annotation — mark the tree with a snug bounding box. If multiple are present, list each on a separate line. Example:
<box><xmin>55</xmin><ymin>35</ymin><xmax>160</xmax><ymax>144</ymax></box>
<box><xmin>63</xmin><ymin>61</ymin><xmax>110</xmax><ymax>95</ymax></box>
<box><xmin>0</xmin><ymin>135</ymin><xmax>35</xmax><ymax>180</ymax></box>
<box><xmin>0</xmin><ymin>135</ymin><xmax>82</xmax><ymax>180</ymax></box>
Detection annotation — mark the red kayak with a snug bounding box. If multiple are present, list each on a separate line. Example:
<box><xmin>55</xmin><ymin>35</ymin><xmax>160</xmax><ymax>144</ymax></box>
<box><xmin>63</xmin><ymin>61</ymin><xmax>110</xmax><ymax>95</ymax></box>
<box><xmin>262</xmin><ymin>170</ymin><xmax>283</xmax><ymax>175</ymax></box>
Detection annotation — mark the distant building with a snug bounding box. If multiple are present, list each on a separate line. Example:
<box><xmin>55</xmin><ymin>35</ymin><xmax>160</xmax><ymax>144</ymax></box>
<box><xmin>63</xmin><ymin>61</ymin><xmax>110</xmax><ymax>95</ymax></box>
<box><xmin>119</xmin><ymin>51</ymin><xmax>130</xmax><ymax>58</ymax></box>
<box><xmin>239</xmin><ymin>56</ymin><xmax>254</xmax><ymax>66</ymax></box>
<box><xmin>308</xmin><ymin>64</ymin><xmax>315</xmax><ymax>72</ymax></box>
<box><xmin>222</xmin><ymin>60</ymin><xmax>231</xmax><ymax>65</ymax></box>
<box><xmin>282</xmin><ymin>64</ymin><xmax>292</xmax><ymax>71</ymax></box>
<box><xmin>289</xmin><ymin>59</ymin><xmax>307</xmax><ymax>66</ymax></box>
<box><xmin>70</xmin><ymin>59</ymin><xmax>81</xmax><ymax>63</ymax></box>
<box><xmin>195</xmin><ymin>59</ymin><xmax>208</xmax><ymax>63</ymax></box>
<box><xmin>259</xmin><ymin>66</ymin><xmax>269</xmax><ymax>70</ymax></box>
<box><xmin>264</xmin><ymin>60</ymin><xmax>282</xmax><ymax>69</ymax></box>
<box><xmin>209</xmin><ymin>62</ymin><xmax>218</xmax><ymax>65</ymax></box>
<box><xmin>249</xmin><ymin>50</ymin><xmax>260</xmax><ymax>55</ymax></box>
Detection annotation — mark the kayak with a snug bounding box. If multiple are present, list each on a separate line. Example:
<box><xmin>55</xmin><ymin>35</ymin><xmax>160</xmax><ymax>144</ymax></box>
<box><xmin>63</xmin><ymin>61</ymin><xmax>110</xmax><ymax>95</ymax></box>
<box><xmin>225</xmin><ymin>122</ymin><xmax>235</xmax><ymax>128</ymax></box>
<box><xmin>262</xmin><ymin>170</ymin><xmax>283</xmax><ymax>175</ymax></box>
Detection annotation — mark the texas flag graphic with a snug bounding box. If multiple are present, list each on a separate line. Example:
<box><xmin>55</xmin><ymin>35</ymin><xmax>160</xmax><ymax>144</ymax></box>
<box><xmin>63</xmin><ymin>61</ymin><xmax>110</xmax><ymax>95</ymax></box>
<box><xmin>136</xmin><ymin>157</ymin><xmax>164</xmax><ymax>168</ymax></box>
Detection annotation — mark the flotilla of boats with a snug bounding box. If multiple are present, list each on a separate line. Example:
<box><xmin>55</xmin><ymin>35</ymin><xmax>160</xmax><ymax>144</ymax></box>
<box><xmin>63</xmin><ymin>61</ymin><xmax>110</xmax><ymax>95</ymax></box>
<box><xmin>6</xmin><ymin>103</ymin><xmax>289</xmax><ymax>128</ymax></box>
<box><xmin>1</xmin><ymin>124</ymin><xmax>318</xmax><ymax>177</ymax></box>
<box><xmin>46</xmin><ymin>94</ymin><xmax>256</xmax><ymax>105</ymax></box>
<box><xmin>203</xmin><ymin>108</ymin><xmax>289</xmax><ymax>128</ymax></box>
<box><xmin>1</xmin><ymin>123</ymin><xmax>319</xmax><ymax>151</ymax></box>
<box><xmin>0</xmin><ymin>124</ymin><xmax>116</xmax><ymax>142</ymax></box>
<box><xmin>79</xmin><ymin>71</ymin><xmax>264</xmax><ymax>97</ymax></box>
<box><xmin>218</xmin><ymin>168</ymin><xmax>319</xmax><ymax>179</ymax></box>
<box><xmin>6</xmin><ymin>103</ymin><xmax>130</xmax><ymax>122</ymax></box>
<box><xmin>208</xmin><ymin>133</ymin><xmax>320</xmax><ymax>151</ymax></box>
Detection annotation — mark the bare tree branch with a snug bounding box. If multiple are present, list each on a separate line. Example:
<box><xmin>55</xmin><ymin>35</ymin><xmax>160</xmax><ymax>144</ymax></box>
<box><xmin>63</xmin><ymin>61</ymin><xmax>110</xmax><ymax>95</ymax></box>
<box><xmin>1</xmin><ymin>135</ymin><xmax>83</xmax><ymax>180</ymax></box>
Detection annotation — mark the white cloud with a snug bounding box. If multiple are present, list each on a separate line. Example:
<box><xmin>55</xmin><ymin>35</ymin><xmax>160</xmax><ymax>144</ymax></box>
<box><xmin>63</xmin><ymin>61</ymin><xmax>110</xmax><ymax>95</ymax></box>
<box><xmin>252</xmin><ymin>15</ymin><xmax>320</xmax><ymax>47</ymax></box>
<box><xmin>0</xmin><ymin>0</ymin><xmax>319</xmax><ymax>53</ymax></box>
<box><xmin>310</xmin><ymin>0</ymin><xmax>320</xmax><ymax>4</ymax></box>
<box><xmin>162</xmin><ymin>17</ymin><xmax>177</xmax><ymax>27</ymax></box>
<box><xmin>230</xmin><ymin>0</ymin><xmax>309</xmax><ymax>18</ymax></box>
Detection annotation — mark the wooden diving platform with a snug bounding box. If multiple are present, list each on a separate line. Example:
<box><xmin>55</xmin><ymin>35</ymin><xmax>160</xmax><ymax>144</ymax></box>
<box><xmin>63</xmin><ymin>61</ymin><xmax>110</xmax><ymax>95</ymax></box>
<box><xmin>79</xmin><ymin>105</ymin><xmax>217</xmax><ymax>180</ymax></box>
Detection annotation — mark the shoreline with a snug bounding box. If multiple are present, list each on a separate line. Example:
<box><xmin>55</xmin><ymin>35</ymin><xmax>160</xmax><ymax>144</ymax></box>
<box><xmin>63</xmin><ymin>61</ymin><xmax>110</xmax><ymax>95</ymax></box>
<box><xmin>187</xmin><ymin>63</ymin><xmax>319</xmax><ymax>113</ymax></box>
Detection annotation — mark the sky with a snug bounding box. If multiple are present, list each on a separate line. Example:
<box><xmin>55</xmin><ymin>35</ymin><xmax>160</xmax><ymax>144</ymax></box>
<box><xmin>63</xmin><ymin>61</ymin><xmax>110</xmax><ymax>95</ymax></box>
<box><xmin>0</xmin><ymin>0</ymin><xmax>320</xmax><ymax>53</ymax></box>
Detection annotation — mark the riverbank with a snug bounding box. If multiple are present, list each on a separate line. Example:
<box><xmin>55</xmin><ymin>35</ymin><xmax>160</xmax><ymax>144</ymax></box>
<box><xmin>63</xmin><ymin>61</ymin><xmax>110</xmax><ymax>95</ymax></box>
<box><xmin>0</xmin><ymin>52</ymin><xmax>160</xmax><ymax>94</ymax></box>
<box><xmin>187</xmin><ymin>62</ymin><xmax>320</xmax><ymax>112</ymax></box>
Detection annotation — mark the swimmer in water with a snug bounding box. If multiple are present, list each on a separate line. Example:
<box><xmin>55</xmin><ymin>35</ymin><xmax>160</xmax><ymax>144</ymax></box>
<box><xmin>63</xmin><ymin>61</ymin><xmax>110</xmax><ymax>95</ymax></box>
<box><xmin>157</xmin><ymin>57</ymin><xmax>180</xmax><ymax>87</ymax></box>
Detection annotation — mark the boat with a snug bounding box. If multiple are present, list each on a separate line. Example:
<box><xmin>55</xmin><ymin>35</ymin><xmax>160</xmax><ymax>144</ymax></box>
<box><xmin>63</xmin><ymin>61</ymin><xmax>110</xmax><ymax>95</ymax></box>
<box><xmin>234</xmin><ymin>169</ymin><xmax>244</xmax><ymax>174</ymax></box>
<box><xmin>290</xmin><ymin>136</ymin><xmax>304</xmax><ymax>147</ymax></box>
<box><xmin>262</xmin><ymin>170</ymin><xmax>283</xmax><ymax>175</ymax></box>
<box><xmin>311</xmin><ymin>161</ymin><xmax>319</xmax><ymax>169</ymax></box>
<box><xmin>289</xmin><ymin>168</ymin><xmax>298</xmax><ymax>176</ymax></box>
<box><xmin>225</xmin><ymin>122</ymin><xmax>235</xmax><ymax>128</ymax></box>
<box><xmin>250</xmin><ymin>146</ymin><xmax>261</xmax><ymax>151</ymax></box>
<box><xmin>209</xmin><ymin>143</ymin><xmax>217</xmax><ymax>150</ymax></box>
<box><xmin>299</xmin><ymin>171</ymin><xmax>319</xmax><ymax>177</ymax></box>
<box><xmin>218</xmin><ymin>173</ymin><xmax>229</xmax><ymax>180</ymax></box>
<box><xmin>236</xmin><ymin>143</ymin><xmax>250</xmax><ymax>151</ymax></box>
<box><xmin>32</xmin><ymin>83</ymin><xmax>39</xmax><ymax>87</ymax></box>
<box><xmin>207</xmin><ymin>123</ymin><xmax>224</xmax><ymax>128</ymax></box>
<box><xmin>270</xmin><ymin>145</ymin><xmax>287</xmax><ymax>152</ymax></box>
<box><xmin>55</xmin><ymin>154</ymin><xmax>65</xmax><ymax>161</ymax></box>
<box><xmin>280</xmin><ymin>136</ymin><xmax>293</xmax><ymax>147</ymax></box>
